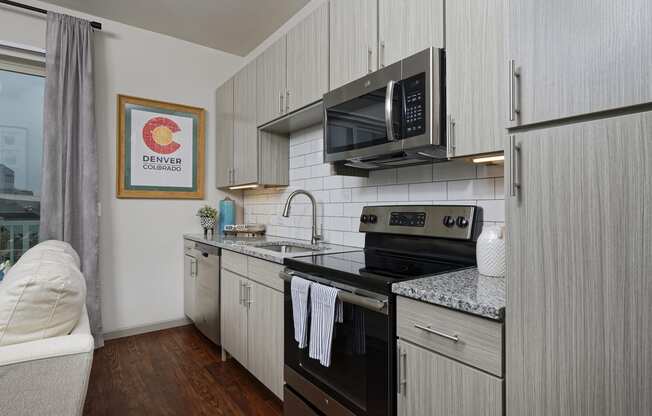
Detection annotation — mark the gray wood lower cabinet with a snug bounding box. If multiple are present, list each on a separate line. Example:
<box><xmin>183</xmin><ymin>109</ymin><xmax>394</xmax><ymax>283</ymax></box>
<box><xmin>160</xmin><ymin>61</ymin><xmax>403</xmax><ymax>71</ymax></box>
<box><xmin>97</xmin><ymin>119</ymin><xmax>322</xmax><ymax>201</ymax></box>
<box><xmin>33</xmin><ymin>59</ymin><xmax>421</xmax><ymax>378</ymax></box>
<box><xmin>397</xmin><ymin>340</ymin><xmax>503</xmax><ymax>416</ymax></box>
<box><xmin>506</xmin><ymin>111</ymin><xmax>652</xmax><ymax>415</ymax></box>
<box><xmin>220</xmin><ymin>252</ymin><xmax>284</xmax><ymax>400</ymax></box>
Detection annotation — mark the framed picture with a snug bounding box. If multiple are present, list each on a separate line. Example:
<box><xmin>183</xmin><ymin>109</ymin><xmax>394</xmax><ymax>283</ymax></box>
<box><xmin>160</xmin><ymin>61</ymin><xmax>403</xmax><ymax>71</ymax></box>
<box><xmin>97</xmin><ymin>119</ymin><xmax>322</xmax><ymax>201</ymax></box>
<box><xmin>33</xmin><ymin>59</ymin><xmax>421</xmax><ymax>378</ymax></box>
<box><xmin>116</xmin><ymin>95</ymin><xmax>205</xmax><ymax>199</ymax></box>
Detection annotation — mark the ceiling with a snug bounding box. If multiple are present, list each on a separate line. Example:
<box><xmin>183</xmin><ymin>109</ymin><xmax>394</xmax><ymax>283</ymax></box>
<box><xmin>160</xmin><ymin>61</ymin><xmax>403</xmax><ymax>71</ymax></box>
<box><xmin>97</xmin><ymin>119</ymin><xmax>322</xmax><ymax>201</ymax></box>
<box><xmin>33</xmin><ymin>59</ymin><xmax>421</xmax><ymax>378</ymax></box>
<box><xmin>39</xmin><ymin>0</ymin><xmax>311</xmax><ymax>56</ymax></box>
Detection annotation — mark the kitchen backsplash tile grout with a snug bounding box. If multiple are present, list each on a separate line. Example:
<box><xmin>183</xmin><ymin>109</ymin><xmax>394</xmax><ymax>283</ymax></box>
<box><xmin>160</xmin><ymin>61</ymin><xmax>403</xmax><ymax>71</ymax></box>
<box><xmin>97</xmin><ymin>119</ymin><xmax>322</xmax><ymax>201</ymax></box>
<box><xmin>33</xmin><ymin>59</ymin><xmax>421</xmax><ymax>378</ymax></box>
<box><xmin>245</xmin><ymin>125</ymin><xmax>505</xmax><ymax>247</ymax></box>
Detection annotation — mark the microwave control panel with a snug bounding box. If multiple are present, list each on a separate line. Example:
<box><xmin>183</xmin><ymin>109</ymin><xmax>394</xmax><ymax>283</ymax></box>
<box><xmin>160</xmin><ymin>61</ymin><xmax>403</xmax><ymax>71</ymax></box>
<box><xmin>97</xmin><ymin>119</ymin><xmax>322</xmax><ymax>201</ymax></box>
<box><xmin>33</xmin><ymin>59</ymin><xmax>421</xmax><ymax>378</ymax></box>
<box><xmin>403</xmin><ymin>72</ymin><xmax>426</xmax><ymax>138</ymax></box>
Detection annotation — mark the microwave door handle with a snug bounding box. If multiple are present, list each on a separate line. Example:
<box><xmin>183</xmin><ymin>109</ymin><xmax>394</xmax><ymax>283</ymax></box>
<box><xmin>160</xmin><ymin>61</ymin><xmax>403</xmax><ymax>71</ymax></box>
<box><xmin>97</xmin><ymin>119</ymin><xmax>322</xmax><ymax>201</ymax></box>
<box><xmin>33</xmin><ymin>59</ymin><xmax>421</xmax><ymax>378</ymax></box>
<box><xmin>385</xmin><ymin>80</ymin><xmax>396</xmax><ymax>141</ymax></box>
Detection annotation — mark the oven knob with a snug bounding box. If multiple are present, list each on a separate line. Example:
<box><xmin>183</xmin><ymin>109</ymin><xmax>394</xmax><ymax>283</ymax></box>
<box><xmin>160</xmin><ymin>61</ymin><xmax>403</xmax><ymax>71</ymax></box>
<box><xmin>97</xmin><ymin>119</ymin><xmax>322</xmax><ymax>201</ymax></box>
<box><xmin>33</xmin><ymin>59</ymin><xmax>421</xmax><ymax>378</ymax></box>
<box><xmin>443</xmin><ymin>216</ymin><xmax>456</xmax><ymax>228</ymax></box>
<box><xmin>360</xmin><ymin>214</ymin><xmax>369</xmax><ymax>224</ymax></box>
<box><xmin>456</xmin><ymin>216</ymin><xmax>469</xmax><ymax>228</ymax></box>
<box><xmin>368</xmin><ymin>214</ymin><xmax>378</xmax><ymax>224</ymax></box>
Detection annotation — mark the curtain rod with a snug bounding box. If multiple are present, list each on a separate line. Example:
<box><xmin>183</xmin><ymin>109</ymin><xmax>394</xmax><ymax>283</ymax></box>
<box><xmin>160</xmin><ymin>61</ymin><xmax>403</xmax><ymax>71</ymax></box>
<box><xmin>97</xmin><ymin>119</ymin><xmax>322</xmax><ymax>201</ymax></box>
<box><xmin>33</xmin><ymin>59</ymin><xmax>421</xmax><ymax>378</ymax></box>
<box><xmin>0</xmin><ymin>0</ymin><xmax>102</xmax><ymax>30</ymax></box>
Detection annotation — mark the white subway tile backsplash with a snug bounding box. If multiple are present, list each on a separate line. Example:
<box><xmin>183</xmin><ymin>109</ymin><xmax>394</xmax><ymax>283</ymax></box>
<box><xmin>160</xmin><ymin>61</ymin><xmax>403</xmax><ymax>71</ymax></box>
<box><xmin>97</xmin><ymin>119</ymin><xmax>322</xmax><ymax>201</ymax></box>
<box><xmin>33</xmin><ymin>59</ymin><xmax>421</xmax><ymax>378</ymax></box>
<box><xmin>409</xmin><ymin>182</ymin><xmax>447</xmax><ymax>201</ymax></box>
<box><xmin>245</xmin><ymin>126</ymin><xmax>504</xmax><ymax>244</ymax></box>
<box><xmin>378</xmin><ymin>185</ymin><xmax>410</xmax><ymax>201</ymax></box>
<box><xmin>448</xmin><ymin>178</ymin><xmax>495</xmax><ymax>200</ymax></box>
<box><xmin>352</xmin><ymin>186</ymin><xmax>378</xmax><ymax>202</ymax></box>
<box><xmin>397</xmin><ymin>164</ymin><xmax>433</xmax><ymax>184</ymax></box>
<box><xmin>435</xmin><ymin>160</ymin><xmax>477</xmax><ymax>181</ymax></box>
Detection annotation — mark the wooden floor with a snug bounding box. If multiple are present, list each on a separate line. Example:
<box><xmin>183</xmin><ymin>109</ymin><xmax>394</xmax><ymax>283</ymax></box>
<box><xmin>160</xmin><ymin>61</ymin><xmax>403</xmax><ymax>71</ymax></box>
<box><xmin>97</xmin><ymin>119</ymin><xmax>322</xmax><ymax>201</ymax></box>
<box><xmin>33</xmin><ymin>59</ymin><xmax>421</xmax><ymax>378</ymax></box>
<box><xmin>83</xmin><ymin>325</ymin><xmax>283</xmax><ymax>416</ymax></box>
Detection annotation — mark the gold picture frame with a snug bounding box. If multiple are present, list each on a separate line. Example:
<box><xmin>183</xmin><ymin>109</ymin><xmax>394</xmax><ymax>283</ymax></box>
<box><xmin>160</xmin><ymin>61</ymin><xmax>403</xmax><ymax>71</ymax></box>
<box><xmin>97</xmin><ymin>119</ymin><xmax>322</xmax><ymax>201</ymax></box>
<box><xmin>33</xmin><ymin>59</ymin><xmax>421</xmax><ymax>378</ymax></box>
<box><xmin>116</xmin><ymin>95</ymin><xmax>205</xmax><ymax>199</ymax></box>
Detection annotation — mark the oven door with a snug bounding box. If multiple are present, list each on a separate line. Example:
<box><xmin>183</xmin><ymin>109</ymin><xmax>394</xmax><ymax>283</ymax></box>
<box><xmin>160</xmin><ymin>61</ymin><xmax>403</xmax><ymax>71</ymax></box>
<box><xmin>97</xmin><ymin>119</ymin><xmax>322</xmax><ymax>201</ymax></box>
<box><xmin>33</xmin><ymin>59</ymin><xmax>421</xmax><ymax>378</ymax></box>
<box><xmin>283</xmin><ymin>273</ymin><xmax>394</xmax><ymax>416</ymax></box>
<box><xmin>323</xmin><ymin>61</ymin><xmax>403</xmax><ymax>163</ymax></box>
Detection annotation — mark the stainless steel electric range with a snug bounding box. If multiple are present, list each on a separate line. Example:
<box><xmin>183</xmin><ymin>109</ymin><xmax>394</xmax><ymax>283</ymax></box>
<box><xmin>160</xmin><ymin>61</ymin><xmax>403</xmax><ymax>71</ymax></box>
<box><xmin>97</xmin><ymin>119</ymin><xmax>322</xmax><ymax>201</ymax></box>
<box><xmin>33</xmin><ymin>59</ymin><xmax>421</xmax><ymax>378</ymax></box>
<box><xmin>281</xmin><ymin>205</ymin><xmax>482</xmax><ymax>416</ymax></box>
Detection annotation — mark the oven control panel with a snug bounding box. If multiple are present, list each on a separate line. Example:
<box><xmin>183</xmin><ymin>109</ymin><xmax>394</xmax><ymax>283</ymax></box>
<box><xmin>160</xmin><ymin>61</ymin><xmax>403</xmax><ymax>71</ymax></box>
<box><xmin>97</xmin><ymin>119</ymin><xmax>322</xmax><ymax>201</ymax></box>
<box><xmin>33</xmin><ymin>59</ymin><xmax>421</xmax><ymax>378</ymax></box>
<box><xmin>358</xmin><ymin>205</ymin><xmax>480</xmax><ymax>240</ymax></box>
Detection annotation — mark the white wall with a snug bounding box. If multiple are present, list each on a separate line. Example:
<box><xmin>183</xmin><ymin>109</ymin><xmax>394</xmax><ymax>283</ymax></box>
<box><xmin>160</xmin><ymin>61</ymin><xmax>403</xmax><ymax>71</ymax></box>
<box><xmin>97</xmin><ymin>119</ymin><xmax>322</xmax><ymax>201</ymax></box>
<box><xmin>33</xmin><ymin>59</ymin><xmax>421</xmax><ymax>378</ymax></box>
<box><xmin>245</xmin><ymin>126</ymin><xmax>505</xmax><ymax>246</ymax></box>
<box><xmin>0</xmin><ymin>0</ymin><xmax>244</xmax><ymax>333</ymax></box>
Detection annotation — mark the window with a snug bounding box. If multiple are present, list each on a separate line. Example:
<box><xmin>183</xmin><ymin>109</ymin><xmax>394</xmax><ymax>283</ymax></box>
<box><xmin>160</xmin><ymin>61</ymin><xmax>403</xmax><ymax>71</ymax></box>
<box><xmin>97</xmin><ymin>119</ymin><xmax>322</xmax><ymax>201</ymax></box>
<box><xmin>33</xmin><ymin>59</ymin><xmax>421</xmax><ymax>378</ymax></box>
<box><xmin>0</xmin><ymin>57</ymin><xmax>45</xmax><ymax>262</ymax></box>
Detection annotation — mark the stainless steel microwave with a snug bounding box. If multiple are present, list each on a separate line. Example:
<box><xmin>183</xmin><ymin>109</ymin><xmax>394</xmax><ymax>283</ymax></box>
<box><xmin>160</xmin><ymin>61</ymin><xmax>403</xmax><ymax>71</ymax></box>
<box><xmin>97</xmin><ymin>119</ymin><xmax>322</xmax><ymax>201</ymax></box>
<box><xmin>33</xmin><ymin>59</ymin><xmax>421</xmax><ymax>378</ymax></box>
<box><xmin>323</xmin><ymin>47</ymin><xmax>446</xmax><ymax>169</ymax></box>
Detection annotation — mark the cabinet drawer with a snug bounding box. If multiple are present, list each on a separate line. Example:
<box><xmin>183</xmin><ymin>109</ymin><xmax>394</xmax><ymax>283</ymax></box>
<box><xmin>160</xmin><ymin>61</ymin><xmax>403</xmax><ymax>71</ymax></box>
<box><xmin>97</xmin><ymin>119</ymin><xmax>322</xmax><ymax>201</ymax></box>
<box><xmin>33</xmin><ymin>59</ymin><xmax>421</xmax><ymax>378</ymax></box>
<box><xmin>248</xmin><ymin>257</ymin><xmax>284</xmax><ymax>292</ymax></box>
<box><xmin>222</xmin><ymin>250</ymin><xmax>248</xmax><ymax>275</ymax></box>
<box><xmin>397</xmin><ymin>296</ymin><xmax>503</xmax><ymax>376</ymax></box>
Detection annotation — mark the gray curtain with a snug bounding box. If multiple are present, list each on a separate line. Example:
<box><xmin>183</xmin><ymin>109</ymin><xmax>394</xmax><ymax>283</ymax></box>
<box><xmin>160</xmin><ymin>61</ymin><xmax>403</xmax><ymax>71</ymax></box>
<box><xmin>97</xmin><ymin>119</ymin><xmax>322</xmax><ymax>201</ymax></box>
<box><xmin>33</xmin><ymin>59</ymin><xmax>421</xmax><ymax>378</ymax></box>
<box><xmin>40</xmin><ymin>12</ymin><xmax>102</xmax><ymax>347</ymax></box>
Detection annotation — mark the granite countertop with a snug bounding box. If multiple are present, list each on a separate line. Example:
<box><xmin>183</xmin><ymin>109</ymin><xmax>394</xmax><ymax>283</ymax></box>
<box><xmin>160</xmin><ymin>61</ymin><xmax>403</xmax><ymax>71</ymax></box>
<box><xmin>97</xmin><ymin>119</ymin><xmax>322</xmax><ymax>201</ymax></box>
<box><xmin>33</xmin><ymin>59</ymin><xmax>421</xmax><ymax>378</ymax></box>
<box><xmin>183</xmin><ymin>233</ymin><xmax>359</xmax><ymax>264</ymax></box>
<box><xmin>392</xmin><ymin>268</ymin><xmax>506</xmax><ymax>321</ymax></box>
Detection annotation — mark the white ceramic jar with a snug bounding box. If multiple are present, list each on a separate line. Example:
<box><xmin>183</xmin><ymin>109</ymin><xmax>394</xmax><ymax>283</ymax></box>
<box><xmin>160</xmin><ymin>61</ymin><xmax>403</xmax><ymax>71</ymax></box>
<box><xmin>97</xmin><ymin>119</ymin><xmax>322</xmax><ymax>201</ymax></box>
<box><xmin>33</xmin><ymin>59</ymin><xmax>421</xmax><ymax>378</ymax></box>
<box><xmin>476</xmin><ymin>224</ymin><xmax>505</xmax><ymax>277</ymax></box>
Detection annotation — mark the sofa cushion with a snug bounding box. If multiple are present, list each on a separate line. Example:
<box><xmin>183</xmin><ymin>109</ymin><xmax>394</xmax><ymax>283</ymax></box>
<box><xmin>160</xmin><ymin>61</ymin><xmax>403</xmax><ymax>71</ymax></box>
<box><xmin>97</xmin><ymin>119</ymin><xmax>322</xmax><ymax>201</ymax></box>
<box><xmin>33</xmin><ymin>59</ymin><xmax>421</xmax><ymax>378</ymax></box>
<box><xmin>0</xmin><ymin>242</ymin><xmax>86</xmax><ymax>347</ymax></box>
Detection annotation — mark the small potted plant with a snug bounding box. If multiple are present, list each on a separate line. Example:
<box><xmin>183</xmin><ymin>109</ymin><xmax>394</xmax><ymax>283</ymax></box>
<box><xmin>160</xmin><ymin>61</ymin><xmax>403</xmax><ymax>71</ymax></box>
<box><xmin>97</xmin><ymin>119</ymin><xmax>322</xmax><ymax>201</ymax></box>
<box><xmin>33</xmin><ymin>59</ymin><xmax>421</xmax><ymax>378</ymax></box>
<box><xmin>197</xmin><ymin>205</ymin><xmax>218</xmax><ymax>238</ymax></box>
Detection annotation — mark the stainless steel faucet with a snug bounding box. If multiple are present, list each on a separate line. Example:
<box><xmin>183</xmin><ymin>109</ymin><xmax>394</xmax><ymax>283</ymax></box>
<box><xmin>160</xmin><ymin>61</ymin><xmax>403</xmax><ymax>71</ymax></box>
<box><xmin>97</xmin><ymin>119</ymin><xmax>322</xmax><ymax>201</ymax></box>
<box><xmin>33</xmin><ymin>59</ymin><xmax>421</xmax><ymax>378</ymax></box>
<box><xmin>282</xmin><ymin>189</ymin><xmax>322</xmax><ymax>245</ymax></box>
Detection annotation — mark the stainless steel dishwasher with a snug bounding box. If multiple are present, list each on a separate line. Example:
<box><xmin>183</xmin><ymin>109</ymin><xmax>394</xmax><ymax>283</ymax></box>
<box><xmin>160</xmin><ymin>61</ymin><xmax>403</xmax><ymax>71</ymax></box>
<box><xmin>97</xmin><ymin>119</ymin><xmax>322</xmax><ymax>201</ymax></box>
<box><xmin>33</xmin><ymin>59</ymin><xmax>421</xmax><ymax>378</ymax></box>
<box><xmin>184</xmin><ymin>240</ymin><xmax>220</xmax><ymax>345</ymax></box>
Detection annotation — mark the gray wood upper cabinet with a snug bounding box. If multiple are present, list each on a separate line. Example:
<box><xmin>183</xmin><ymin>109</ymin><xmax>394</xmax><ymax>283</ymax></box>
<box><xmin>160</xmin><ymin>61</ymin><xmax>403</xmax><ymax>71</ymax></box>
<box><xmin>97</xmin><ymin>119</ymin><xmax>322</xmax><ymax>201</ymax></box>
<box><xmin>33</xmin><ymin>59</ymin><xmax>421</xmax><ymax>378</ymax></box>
<box><xmin>286</xmin><ymin>3</ymin><xmax>329</xmax><ymax>112</ymax></box>
<box><xmin>506</xmin><ymin>111</ymin><xmax>652</xmax><ymax>415</ymax></box>
<box><xmin>233</xmin><ymin>61</ymin><xmax>259</xmax><ymax>185</ymax></box>
<box><xmin>397</xmin><ymin>340</ymin><xmax>503</xmax><ymax>416</ymax></box>
<box><xmin>446</xmin><ymin>0</ymin><xmax>506</xmax><ymax>157</ymax></box>
<box><xmin>508</xmin><ymin>0</ymin><xmax>652</xmax><ymax>126</ymax></box>
<box><xmin>215</xmin><ymin>78</ymin><xmax>234</xmax><ymax>188</ymax></box>
<box><xmin>256</xmin><ymin>37</ymin><xmax>287</xmax><ymax>126</ymax></box>
<box><xmin>378</xmin><ymin>0</ymin><xmax>444</xmax><ymax>68</ymax></box>
<box><xmin>329</xmin><ymin>0</ymin><xmax>378</xmax><ymax>90</ymax></box>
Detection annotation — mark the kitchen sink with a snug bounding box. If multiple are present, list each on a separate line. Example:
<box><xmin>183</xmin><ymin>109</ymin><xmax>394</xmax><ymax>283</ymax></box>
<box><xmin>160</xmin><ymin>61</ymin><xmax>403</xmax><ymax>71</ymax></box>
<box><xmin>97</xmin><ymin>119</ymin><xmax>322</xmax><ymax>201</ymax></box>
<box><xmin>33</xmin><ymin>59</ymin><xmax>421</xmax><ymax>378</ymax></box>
<box><xmin>254</xmin><ymin>242</ymin><xmax>326</xmax><ymax>254</ymax></box>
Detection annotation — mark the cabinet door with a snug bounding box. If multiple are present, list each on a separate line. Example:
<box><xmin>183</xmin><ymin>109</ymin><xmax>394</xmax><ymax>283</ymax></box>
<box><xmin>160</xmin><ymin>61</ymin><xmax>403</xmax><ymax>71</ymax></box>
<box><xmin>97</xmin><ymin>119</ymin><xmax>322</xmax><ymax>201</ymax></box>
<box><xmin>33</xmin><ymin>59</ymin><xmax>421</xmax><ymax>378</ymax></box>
<box><xmin>220</xmin><ymin>270</ymin><xmax>248</xmax><ymax>366</ymax></box>
<box><xmin>378</xmin><ymin>0</ymin><xmax>444</xmax><ymax>68</ymax></box>
<box><xmin>216</xmin><ymin>78</ymin><xmax>234</xmax><ymax>188</ymax></box>
<box><xmin>506</xmin><ymin>112</ymin><xmax>652</xmax><ymax>415</ymax></box>
<box><xmin>233</xmin><ymin>61</ymin><xmax>258</xmax><ymax>185</ymax></box>
<box><xmin>286</xmin><ymin>3</ymin><xmax>329</xmax><ymax>111</ymax></box>
<box><xmin>329</xmin><ymin>0</ymin><xmax>377</xmax><ymax>90</ymax></box>
<box><xmin>446</xmin><ymin>0</ymin><xmax>505</xmax><ymax>158</ymax></box>
<box><xmin>509</xmin><ymin>0</ymin><xmax>652</xmax><ymax>126</ymax></box>
<box><xmin>183</xmin><ymin>254</ymin><xmax>196</xmax><ymax>321</ymax></box>
<box><xmin>247</xmin><ymin>282</ymin><xmax>284</xmax><ymax>399</ymax></box>
<box><xmin>256</xmin><ymin>37</ymin><xmax>287</xmax><ymax>125</ymax></box>
<box><xmin>397</xmin><ymin>340</ymin><xmax>503</xmax><ymax>416</ymax></box>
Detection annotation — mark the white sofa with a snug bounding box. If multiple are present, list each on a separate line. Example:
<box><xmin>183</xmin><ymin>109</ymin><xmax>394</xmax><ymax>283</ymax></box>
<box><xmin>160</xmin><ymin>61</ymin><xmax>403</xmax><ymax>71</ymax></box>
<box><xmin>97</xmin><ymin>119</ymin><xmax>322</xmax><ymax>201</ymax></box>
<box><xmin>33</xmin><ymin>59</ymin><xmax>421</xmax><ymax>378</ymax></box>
<box><xmin>0</xmin><ymin>241</ymin><xmax>94</xmax><ymax>416</ymax></box>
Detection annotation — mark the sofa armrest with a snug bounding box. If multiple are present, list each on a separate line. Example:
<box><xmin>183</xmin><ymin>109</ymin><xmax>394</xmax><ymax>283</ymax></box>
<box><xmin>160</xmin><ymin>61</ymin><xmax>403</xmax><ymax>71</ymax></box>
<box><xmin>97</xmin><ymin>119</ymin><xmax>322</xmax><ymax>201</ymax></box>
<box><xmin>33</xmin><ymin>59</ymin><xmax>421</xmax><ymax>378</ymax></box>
<box><xmin>0</xmin><ymin>332</ymin><xmax>94</xmax><ymax>367</ymax></box>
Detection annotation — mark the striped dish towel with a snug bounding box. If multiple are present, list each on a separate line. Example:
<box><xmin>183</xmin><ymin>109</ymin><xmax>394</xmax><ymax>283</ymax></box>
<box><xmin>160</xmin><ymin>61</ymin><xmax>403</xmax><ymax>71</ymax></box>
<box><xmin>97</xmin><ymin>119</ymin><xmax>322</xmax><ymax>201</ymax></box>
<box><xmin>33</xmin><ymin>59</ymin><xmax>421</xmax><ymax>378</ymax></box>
<box><xmin>291</xmin><ymin>276</ymin><xmax>311</xmax><ymax>349</ymax></box>
<box><xmin>308</xmin><ymin>282</ymin><xmax>339</xmax><ymax>367</ymax></box>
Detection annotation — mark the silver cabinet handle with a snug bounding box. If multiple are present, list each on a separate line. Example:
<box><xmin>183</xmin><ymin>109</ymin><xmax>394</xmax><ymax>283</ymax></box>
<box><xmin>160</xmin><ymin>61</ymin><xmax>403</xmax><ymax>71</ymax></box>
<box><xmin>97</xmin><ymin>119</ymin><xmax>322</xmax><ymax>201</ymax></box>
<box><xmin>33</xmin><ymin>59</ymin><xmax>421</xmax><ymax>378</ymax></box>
<box><xmin>244</xmin><ymin>284</ymin><xmax>253</xmax><ymax>307</ymax></box>
<box><xmin>397</xmin><ymin>345</ymin><xmax>407</xmax><ymax>395</ymax></box>
<box><xmin>286</xmin><ymin>90</ymin><xmax>290</xmax><ymax>112</ymax></box>
<box><xmin>380</xmin><ymin>41</ymin><xmax>386</xmax><ymax>68</ymax></box>
<box><xmin>446</xmin><ymin>115</ymin><xmax>455</xmax><ymax>158</ymax></box>
<box><xmin>509</xmin><ymin>134</ymin><xmax>521</xmax><ymax>197</ymax></box>
<box><xmin>367</xmin><ymin>46</ymin><xmax>373</xmax><ymax>73</ymax></box>
<box><xmin>414</xmin><ymin>323</ymin><xmax>460</xmax><ymax>343</ymax></box>
<box><xmin>509</xmin><ymin>59</ymin><xmax>521</xmax><ymax>122</ymax></box>
<box><xmin>238</xmin><ymin>281</ymin><xmax>244</xmax><ymax>305</ymax></box>
<box><xmin>280</xmin><ymin>92</ymin><xmax>284</xmax><ymax>115</ymax></box>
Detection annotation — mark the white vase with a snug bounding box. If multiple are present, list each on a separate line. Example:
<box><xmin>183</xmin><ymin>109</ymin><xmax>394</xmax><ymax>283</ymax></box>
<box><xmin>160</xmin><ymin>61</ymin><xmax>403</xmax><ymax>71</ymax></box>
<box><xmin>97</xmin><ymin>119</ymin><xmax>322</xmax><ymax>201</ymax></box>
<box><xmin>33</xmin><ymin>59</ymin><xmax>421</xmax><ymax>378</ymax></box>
<box><xmin>476</xmin><ymin>224</ymin><xmax>505</xmax><ymax>277</ymax></box>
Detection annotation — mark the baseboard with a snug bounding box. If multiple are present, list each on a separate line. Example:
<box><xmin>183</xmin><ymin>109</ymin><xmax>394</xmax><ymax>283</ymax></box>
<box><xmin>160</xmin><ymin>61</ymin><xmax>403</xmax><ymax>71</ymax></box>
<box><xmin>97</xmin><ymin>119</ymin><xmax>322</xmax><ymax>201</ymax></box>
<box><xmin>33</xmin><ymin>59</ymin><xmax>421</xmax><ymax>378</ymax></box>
<box><xmin>103</xmin><ymin>317</ymin><xmax>192</xmax><ymax>341</ymax></box>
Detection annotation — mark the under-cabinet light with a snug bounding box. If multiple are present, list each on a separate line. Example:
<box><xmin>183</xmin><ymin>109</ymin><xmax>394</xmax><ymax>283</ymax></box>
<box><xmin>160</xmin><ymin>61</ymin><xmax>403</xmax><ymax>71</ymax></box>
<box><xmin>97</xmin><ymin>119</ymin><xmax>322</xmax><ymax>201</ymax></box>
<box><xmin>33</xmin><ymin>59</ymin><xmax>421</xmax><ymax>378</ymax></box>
<box><xmin>472</xmin><ymin>155</ymin><xmax>504</xmax><ymax>164</ymax></box>
<box><xmin>229</xmin><ymin>184</ymin><xmax>259</xmax><ymax>190</ymax></box>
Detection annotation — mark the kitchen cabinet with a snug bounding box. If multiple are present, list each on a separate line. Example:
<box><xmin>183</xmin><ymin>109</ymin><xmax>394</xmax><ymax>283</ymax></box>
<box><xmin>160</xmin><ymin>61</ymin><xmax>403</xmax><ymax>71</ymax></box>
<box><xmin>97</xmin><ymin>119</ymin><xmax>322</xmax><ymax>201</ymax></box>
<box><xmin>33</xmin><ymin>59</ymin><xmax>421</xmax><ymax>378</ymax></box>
<box><xmin>506</xmin><ymin>111</ymin><xmax>652</xmax><ymax>415</ymax></box>
<box><xmin>183</xmin><ymin>242</ymin><xmax>197</xmax><ymax>321</ymax></box>
<box><xmin>508</xmin><ymin>0</ymin><xmax>652</xmax><ymax>127</ymax></box>
<box><xmin>446</xmin><ymin>0</ymin><xmax>506</xmax><ymax>157</ymax></box>
<box><xmin>329</xmin><ymin>0</ymin><xmax>378</xmax><ymax>90</ymax></box>
<box><xmin>286</xmin><ymin>2</ymin><xmax>329</xmax><ymax>112</ymax></box>
<box><xmin>247</xmin><ymin>281</ymin><xmax>284</xmax><ymax>398</ymax></box>
<box><xmin>220</xmin><ymin>251</ymin><xmax>284</xmax><ymax>399</ymax></box>
<box><xmin>397</xmin><ymin>340</ymin><xmax>503</xmax><ymax>416</ymax></box>
<box><xmin>378</xmin><ymin>0</ymin><xmax>444</xmax><ymax>68</ymax></box>
<box><xmin>256</xmin><ymin>37</ymin><xmax>287</xmax><ymax>125</ymax></box>
<box><xmin>215</xmin><ymin>78</ymin><xmax>234</xmax><ymax>188</ymax></box>
<box><xmin>220</xmin><ymin>269</ymin><xmax>248</xmax><ymax>366</ymax></box>
<box><xmin>233</xmin><ymin>61</ymin><xmax>258</xmax><ymax>185</ymax></box>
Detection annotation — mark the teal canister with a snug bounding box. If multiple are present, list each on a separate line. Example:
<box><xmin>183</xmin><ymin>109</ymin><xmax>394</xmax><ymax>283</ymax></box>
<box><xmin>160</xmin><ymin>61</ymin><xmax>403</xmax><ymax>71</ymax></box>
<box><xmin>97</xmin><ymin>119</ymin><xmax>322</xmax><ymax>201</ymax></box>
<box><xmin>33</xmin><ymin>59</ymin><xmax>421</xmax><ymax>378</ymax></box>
<box><xmin>218</xmin><ymin>197</ymin><xmax>235</xmax><ymax>233</ymax></box>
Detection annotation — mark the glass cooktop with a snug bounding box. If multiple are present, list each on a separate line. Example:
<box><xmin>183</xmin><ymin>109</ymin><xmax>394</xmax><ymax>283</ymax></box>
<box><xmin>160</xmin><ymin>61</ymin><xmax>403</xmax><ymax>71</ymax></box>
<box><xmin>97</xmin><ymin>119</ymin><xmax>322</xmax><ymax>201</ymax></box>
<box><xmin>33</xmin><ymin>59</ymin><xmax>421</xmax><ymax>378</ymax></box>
<box><xmin>284</xmin><ymin>249</ymin><xmax>469</xmax><ymax>294</ymax></box>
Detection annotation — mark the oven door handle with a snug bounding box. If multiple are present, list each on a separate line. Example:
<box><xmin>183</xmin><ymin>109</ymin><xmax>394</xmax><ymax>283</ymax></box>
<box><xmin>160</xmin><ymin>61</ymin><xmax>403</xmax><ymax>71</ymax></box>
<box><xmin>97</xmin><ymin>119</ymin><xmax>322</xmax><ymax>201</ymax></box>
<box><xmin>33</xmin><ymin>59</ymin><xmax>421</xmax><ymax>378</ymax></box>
<box><xmin>280</xmin><ymin>271</ymin><xmax>388</xmax><ymax>313</ymax></box>
<box><xmin>385</xmin><ymin>80</ymin><xmax>396</xmax><ymax>141</ymax></box>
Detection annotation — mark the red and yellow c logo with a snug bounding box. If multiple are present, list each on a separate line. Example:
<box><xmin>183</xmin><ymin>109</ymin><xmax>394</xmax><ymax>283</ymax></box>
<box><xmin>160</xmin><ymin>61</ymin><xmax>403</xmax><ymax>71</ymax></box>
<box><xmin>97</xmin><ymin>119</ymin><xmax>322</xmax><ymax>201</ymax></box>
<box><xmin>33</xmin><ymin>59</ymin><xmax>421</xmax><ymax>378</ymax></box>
<box><xmin>142</xmin><ymin>117</ymin><xmax>181</xmax><ymax>154</ymax></box>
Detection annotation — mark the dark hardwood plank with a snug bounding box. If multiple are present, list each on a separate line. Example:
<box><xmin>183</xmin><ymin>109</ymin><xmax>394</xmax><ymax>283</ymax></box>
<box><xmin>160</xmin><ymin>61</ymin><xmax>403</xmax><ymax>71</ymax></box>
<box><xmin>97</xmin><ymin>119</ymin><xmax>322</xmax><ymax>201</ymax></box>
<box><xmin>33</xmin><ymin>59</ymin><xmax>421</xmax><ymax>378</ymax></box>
<box><xmin>84</xmin><ymin>325</ymin><xmax>283</xmax><ymax>416</ymax></box>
